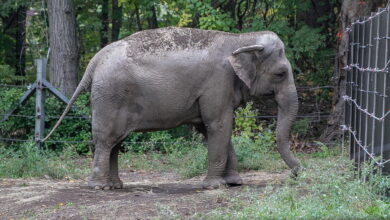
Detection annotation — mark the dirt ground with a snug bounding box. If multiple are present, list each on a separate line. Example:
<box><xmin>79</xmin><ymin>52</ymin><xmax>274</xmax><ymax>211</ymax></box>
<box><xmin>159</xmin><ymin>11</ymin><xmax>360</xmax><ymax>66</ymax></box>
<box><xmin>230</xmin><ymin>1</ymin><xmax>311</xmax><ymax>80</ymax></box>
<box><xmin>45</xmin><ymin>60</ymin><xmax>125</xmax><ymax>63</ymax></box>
<box><xmin>0</xmin><ymin>170</ymin><xmax>289</xmax><ymax>219</ymax></box>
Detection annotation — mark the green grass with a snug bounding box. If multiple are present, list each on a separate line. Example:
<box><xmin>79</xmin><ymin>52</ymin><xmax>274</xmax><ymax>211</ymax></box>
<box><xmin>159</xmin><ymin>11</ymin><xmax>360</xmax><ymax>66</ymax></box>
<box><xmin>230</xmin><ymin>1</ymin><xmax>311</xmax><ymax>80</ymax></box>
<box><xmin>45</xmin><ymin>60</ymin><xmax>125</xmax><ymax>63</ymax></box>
<box><xmin>194</xmin><ymin>156</ymin><xmax>390</xmax><ymax>220</ymax></box>
<box><xmin>0</xmin><ymin>142</ymin><xmax>90</xmax><ymax>179</ymax></box>
<box><xmin>119</xmin><ymin>141</ymin><xmax>208</xmax><ymax>178</ymax></box>
<box><xmin>1</xmin><ymin>139</ymin><xmax>389</xmax><ymax>219</ymax></box>
<box><xmin>119</xmin><ymin>132</ymin><xmax>287</xmax><ymax>179</ymax></box>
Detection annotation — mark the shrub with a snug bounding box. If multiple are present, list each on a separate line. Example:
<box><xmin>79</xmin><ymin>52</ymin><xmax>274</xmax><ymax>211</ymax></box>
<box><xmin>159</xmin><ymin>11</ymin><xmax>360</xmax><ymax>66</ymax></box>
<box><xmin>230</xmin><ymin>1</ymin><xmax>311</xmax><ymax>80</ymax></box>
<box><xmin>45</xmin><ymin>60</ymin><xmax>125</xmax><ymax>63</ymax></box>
<box><xmin>234</xmin><ymin>102</ymin><xmax>259</xmax><ymax>137</ymax></box>
<box><xmin>0</xmin><ymin>87</ymin><xmax>92</xmax><ymax>154</ymax></box>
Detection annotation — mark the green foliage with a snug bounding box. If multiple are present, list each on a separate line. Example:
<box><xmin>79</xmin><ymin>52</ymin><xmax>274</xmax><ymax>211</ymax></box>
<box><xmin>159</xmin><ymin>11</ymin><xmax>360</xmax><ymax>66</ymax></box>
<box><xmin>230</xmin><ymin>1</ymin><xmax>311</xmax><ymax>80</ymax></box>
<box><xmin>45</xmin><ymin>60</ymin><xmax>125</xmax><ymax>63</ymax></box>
<box><xmin>168</xmin><ymin>142</ymin><xmax>208</xmax><ymax>178</ymax></box>
<box><xmin>124</xmin><ymin>126</ymin><xmax>194</xmax><ymax>154</ymax></box>
<box><xmin>233</xmin><ymin>132</ymin><xmax>285</xmax><ymax>172</ymax></box>
<box><xmin>292</xmin><ymin>118</ymin><xmax>311</xmax><ymax>138</ymax></box>
<box><xmin>360</xmin><ymin>160</ymin><xmax>390</xmax><ymax>197</ymax></box>
<box><xmin>0</xmin><ymin>88</ymin><xmax>91</xmax><ymax>154</ymax></box>
<box><xmin>196</xmin><ymin>3</ymin><xmax>236</xmax><ymax>31</ymax></box>
<box><xmin>308</xmin><ymin>141</ymin><xmax>340</xmax><ymax>158</ymax></box>
<box><xmin>120</xmin><ymin>133</ymin><xmax>208</xmax><ymax>178</ymax></box>
<box><xmin>0</xmin><ymin>142</ymin><xmax>89</xmax><ymax>179</ymax></box>
<box><xmin>0</xmin><ymin>64</ymin><xmax>19</xmax><ymax>84</ymax></box>
<box><xmin>234</xmin><ymin>102</ymin><xmax>259</xmax><ymax>137</ymax></box>
<box><xmin>233</xmin><ymin>102</ymin><xmax>285</xmax><ymax>171</ymax></box>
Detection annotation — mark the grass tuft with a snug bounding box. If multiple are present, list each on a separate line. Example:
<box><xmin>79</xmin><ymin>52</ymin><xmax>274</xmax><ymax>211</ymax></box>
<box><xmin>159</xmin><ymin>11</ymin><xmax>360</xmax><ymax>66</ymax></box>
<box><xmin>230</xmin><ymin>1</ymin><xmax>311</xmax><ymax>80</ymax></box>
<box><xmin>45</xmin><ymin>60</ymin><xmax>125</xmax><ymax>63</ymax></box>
<box><xmin>0</xmin><ymin>142</ymin><xmax>90</xmax><ymax>179</ymax></box>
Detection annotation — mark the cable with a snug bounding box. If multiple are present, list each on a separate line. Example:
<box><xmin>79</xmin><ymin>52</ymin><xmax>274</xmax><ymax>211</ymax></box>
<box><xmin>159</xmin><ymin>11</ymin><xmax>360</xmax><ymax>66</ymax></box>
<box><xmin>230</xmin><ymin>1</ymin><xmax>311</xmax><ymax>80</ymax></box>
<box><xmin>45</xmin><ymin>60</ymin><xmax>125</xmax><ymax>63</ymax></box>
<box><xmin>343</xmin><ymin>95</ymin><xmax>390</xmax><ymax>121</ymax></box>
<box><xmin>341</xmin><ymin>125</ymin><xmax>390</xmax><ymax>167</ymax></box>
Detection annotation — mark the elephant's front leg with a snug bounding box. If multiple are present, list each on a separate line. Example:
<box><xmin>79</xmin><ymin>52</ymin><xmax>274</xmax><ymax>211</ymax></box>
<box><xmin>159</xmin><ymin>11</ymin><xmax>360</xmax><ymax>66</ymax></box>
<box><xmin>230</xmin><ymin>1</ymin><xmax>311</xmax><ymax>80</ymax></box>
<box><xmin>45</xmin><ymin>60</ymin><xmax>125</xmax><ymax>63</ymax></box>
<box><xmin>223</xmin><ymin>141</ymin><xmax>243</xmax><ymax>186</ymax></box>
<box><xmin>194</xmin><ymin>123</ymin><xmax>242</xmax><ymax>186</ymax></box>
<box><xmin>203</xmin><ymin>112</ymin><xmax>233</xmax><ymax>189</ymax></box>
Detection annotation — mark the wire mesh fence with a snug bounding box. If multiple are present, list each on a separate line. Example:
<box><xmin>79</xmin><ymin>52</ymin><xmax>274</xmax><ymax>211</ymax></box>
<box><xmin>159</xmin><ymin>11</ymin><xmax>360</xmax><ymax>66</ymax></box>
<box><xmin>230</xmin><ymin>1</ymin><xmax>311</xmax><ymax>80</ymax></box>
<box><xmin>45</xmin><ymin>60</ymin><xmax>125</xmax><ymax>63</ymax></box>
<box><xmin>343</xmin><ymin>6</ymin><xmax>390</xmax><ymax>175</ymax></box>
<box><xmin>0</xmin><ymin>81</ymin><xmax>333</xmax><ymax>147</ymax></box>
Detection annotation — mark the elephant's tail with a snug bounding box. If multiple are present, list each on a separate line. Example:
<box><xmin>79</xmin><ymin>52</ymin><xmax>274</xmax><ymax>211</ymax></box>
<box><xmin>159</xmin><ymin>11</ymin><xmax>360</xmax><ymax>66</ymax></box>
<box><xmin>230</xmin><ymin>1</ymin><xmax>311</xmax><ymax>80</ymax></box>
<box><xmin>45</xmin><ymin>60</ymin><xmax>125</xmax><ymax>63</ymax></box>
<box><xmin>42</xmin><ymin>58</ymin><xmax>97</xmax><ymax>142</ymax></box>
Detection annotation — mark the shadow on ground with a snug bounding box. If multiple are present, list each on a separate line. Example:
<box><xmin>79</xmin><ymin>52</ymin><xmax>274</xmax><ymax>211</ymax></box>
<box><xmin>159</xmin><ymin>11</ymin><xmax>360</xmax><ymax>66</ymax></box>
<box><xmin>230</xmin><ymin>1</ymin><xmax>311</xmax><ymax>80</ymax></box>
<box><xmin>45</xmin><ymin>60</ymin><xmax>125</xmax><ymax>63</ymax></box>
<box><xmin>0</xmin><ymin>170</ymin><xmax>288</xmax><ymax>219</ymax></box>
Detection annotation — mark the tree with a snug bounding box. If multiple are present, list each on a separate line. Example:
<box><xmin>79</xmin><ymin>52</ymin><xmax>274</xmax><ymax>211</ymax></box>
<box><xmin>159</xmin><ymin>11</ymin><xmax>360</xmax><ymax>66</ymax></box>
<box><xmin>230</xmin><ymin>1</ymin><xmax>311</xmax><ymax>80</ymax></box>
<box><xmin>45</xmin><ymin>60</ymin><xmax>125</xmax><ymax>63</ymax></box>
<box><xmin>147</xmin><ymin>2</ymin><xmax>158</xmax><ymax>29</ymax></box>
<box><xmin>111</xmin><ymin>0</ymin><xmax>122</xmax><ymax>41</ymax></box>
<box><xmin>100</xmin><ymin>0</ymin><xmax>109</xmax><ymax>48</ymax></box>
<box><xmin>134</xmin><ymin>2</ymin><xmax>142</xmax><ymax>31</ymax></box>
<box><xmin>47</xmin><ymin>0</ymin><xmax>79</xmax><ymax>96</ymax></box>
<box><xmin>0</xmin><ymin>2</ymin><xmax>27</xmax><ymax>76</ymax></box>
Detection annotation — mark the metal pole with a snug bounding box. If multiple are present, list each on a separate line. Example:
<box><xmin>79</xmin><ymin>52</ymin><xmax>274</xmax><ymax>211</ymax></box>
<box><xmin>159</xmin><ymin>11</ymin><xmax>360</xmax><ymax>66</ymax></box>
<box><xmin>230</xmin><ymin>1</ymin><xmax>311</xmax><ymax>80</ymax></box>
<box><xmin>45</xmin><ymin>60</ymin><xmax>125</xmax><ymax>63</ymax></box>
<box><xmin>380</xmin><ymin>8</ymin><xmax>390</xmax><ymax>175</ymax></box>
<box><xmin>372</xmin><ymin>9</ymin><xmax>381</xmax><ymax>173</ymax></box>
<box><xmin>358</xmin><ymin>18</ymin><xmax>366</xmax><ymax>175</ymax></box>
<box><xmin>350</xmin><ymin>21</ymin><xmax>357</xmax><ymax>164</ymax></box>
<box><xmin>370</xmin><ymin>12</ymin><xmax>379</xmax><ymax>172</ymax></box>
<box><xmin>35</xmin><ymin>58</ymin><xmax>47</xmax><ymax>149</ymax></box>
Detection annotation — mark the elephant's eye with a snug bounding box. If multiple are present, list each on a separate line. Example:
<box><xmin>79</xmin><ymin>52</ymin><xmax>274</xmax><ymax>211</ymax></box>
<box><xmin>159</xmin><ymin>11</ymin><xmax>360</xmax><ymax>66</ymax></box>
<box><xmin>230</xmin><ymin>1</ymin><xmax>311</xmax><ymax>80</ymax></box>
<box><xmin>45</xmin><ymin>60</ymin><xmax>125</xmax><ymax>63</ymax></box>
<box><xmin>274</xmin><ymin>72</ymin><xmax>286</xmax><ymax>79</ymax></box>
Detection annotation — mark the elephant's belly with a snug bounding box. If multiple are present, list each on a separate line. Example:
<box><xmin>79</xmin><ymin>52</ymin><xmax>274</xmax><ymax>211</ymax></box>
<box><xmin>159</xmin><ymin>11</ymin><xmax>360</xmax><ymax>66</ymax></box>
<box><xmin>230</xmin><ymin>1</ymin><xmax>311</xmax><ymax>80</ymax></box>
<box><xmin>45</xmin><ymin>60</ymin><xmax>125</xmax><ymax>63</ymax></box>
<box><xmin>128</xmin><ymin>96</ymin><xmax>202</xmax><ymax>132</ymax></box>
<box><xmin>132</xmin><ymin>112</ymin><xmax>202</xmax><ymax>132</ymax></box>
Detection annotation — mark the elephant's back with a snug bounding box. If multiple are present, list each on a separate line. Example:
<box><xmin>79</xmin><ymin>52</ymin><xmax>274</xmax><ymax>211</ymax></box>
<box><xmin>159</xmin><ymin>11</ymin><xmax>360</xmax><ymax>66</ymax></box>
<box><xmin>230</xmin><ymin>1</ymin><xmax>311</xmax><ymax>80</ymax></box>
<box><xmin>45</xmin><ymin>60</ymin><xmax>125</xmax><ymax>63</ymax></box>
<box><xmin>123</xmin><ymin>27</ymin><xmax>233</xmax><ymax>58</ymax></box>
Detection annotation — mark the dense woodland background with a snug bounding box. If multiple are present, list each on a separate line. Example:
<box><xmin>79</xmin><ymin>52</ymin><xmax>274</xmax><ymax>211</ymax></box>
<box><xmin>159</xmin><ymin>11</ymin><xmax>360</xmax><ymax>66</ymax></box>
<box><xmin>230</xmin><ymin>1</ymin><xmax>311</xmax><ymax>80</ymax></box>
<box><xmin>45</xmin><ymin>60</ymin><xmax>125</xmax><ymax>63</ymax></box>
<box><xmin>0</xmin><ymin>0</ymin><xmax>388</xmax><ymax>152</ymax></box>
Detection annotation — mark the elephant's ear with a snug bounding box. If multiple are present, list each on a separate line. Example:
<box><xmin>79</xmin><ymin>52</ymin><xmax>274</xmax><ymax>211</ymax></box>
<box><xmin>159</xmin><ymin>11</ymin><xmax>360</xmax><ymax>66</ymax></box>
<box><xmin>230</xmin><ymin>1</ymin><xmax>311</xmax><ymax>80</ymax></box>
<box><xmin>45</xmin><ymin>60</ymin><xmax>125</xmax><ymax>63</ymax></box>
<box><xmin>228</xmin><ymin>45</ymin><xmax>264</xmax><ymax>89</ymax></box>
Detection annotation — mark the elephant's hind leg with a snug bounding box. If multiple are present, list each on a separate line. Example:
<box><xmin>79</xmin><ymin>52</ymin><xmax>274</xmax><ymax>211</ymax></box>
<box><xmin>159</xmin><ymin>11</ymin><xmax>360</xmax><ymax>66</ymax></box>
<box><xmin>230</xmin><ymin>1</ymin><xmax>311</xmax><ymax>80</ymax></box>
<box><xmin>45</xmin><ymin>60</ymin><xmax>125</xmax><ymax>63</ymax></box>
<box><xmin>88</xmin><ymin>108</ymin><xmax>129</xmax><ymax>189</ymax></box>
<box><xmin>88</xmin><ymin>138</ymin><xmax>113</xmax><ymax>190</ymax></box>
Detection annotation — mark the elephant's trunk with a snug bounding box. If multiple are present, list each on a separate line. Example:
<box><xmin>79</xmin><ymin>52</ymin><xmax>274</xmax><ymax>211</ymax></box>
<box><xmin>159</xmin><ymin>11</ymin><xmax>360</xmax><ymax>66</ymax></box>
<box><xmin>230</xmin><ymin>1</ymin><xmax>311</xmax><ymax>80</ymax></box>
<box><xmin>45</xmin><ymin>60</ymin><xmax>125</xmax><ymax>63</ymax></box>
<box><xmin>275</xmin><ymin>84</ymin><xmax>301</xmax><ymax>175</ymax></box>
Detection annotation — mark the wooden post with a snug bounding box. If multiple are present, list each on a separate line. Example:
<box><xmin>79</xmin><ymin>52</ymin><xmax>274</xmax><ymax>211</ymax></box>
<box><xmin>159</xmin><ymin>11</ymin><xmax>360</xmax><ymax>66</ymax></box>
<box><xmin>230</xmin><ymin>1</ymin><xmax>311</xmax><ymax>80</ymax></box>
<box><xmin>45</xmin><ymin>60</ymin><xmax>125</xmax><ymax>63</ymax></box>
<box><xmin>35</xmin><ymin>58</ymin><xmax>47</xmax><ymax>149</ymax></box>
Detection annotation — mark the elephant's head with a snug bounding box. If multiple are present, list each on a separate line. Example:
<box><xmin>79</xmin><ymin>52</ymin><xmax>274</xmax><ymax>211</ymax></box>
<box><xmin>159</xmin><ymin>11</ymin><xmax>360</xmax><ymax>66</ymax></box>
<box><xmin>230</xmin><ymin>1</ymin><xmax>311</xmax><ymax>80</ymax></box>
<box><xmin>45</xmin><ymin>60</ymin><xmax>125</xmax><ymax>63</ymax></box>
<box><xmin>228</xmin><ymin>32</ymin><xmax>301</xmax><ymax>175</ymax></box>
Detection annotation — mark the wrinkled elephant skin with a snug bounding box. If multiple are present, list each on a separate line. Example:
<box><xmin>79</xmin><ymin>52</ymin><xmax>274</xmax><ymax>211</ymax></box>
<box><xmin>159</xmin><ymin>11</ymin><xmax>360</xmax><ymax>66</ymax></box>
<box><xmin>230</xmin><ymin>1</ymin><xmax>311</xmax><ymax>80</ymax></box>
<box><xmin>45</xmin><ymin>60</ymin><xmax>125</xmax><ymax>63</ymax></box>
<box><xmin>45</xmin><ymin>27</ymin><xmax>301</xmax><ymax>189</ymax></box>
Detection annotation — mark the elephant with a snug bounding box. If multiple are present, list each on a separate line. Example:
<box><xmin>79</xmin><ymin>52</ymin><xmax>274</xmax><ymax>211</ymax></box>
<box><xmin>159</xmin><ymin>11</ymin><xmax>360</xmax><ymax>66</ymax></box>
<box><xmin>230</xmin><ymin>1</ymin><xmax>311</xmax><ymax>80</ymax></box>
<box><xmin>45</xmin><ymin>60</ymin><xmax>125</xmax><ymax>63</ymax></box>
<box><xmin>44</xmin><ymin>27</ymin><xmax>301</xmax><ymax>190</ymax></box>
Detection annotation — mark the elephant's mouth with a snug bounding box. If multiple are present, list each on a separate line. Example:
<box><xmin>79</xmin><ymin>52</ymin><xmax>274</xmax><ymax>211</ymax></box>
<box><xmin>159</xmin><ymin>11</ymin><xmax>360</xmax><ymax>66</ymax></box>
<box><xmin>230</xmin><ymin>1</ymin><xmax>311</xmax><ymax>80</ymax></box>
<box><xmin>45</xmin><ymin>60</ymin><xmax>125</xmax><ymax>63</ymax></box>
<box><xmin>261</xmin><ymin>91</ymin><xmax>275</xmax><ymax>97</ymax></box>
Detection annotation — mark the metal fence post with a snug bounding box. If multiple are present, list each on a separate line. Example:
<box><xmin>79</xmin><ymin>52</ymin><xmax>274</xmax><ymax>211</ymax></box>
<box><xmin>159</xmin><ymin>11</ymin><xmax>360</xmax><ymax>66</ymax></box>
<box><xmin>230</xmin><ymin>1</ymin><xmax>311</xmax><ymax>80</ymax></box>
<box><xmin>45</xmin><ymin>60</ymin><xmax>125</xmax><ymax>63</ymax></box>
<box><xmin>35</xmin><ymin>58</ymin><xmax>47</xmax><ymax>149</ymax></box>
<box><xmin>382</xmin><ymin>8</ymin><xmax>390</xmax><ymax>175</ymax></box>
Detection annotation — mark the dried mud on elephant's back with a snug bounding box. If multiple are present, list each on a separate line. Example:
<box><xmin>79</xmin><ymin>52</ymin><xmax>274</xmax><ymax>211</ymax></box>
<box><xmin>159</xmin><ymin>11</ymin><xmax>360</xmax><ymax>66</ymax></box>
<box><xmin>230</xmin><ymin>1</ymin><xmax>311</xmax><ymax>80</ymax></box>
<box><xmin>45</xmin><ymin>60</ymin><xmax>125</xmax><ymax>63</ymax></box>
<box><xmin>125</xmin><ymin>27</ymin><xmax>219</xmax><ymax>58</ymax></box>
<box><xmin>0</xmin><ymin>170</ymin><xmax>288</xmax><ymax>219</ymax></box>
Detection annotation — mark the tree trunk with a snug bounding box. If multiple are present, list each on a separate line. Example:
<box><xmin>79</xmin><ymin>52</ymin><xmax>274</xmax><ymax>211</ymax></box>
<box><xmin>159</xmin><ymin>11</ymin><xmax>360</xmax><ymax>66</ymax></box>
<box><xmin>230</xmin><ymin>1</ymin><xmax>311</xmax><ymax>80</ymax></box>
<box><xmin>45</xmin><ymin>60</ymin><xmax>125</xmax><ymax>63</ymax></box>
<box><xmin>147</xmin><ymin>3</ymin><xmax>158</xmax><ymax>29</ymax></box>
<box><xmin>47</xmin><ymin>0</ymin><xmax>79</xmax><ymax>97</ymax></box>
<box><xmin>100</xmin><ymin>0</ymin><xmax>109</xmax><ymax>48</ymax></box>
<box><xmin>134</xmin><ymin>3</ymin><xmax>142</xmax><ymax>31</ymax></box>
<box><xmin>111</xmin><ymin>0</ymin><xmax>122</xmax><ymax>41</ymax></box>
<box><xmin>321</xmin><ymin>0</ymin><xmax>387</xmax><ymax>142</ymax></box>
<box><xmin>15</xmin><ymin>6</ymin><xmax>26</xmax><ymax>76</ymax></box>
<box><xmin>236</xmin><ymin>0</ymin><xmax>249</xmax><ymax>30</ymax></box>
<box><xmin>1</xmin><ymin>5</ymin><xmax>27</xmax><ymax>76</ymax></box>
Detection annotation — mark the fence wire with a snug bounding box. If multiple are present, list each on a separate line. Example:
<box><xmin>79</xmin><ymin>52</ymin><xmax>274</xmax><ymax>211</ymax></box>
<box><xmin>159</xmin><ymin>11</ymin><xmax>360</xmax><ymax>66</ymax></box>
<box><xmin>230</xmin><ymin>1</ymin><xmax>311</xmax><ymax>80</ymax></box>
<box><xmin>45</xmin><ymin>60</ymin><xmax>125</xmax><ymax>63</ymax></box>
<box><xmin>343</xmin><ymin>5</ymin><xmax>390</xmax><ymax>174</ymax></box>
<box><xmin>0</xmin><ymin>72</ymin><xmax>333</xmax><ymax>147</ymax></box>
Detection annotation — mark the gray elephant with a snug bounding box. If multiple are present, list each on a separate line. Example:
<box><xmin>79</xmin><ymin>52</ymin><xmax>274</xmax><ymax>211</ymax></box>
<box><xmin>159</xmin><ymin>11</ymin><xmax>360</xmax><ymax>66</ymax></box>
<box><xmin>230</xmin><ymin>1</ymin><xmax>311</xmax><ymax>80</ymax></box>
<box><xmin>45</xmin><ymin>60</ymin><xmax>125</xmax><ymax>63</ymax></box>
<box><xmin>44</xmin><ymin>27</ymin><xmax>301</xmax><ymax>190</ymax></box>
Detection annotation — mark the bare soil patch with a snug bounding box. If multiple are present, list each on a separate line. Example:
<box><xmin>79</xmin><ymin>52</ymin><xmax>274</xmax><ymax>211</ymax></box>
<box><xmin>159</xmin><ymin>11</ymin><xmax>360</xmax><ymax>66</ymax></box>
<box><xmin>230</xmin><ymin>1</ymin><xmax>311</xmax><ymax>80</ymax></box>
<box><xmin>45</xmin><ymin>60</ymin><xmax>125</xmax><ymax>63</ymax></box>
<box><xmin>0</xmin><ymin>170</ymin><xmax>289</xmax><ymax>219</ymax></box>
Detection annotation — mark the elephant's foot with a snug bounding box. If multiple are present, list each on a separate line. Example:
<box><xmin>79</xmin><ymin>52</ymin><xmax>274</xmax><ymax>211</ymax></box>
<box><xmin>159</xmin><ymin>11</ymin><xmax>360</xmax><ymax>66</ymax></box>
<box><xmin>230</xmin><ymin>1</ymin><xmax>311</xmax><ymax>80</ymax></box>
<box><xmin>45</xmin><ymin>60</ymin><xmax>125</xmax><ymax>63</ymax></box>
<box><xmin>223</xmin><ymin>172</ymin><xmax>243</xmax><ymax>186</ymax></box>
<box><xmin>87</xmin><ymin>177</ymin><xmax>113</xmax><ymax>190</ymax></box>
<box><xmin>110</xmin><ymin>178</ymin><xmax>124</xmax><ymax>189</ymax></box>
<box><xmin>202</xmin><ymin>177</ymin><xmax>227</xmax><ymax>189</ymax></box>
<box><xmin>290</xmin><ymin>165</ymin><xmax>305</xmax><ymax>178</ymax></box>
